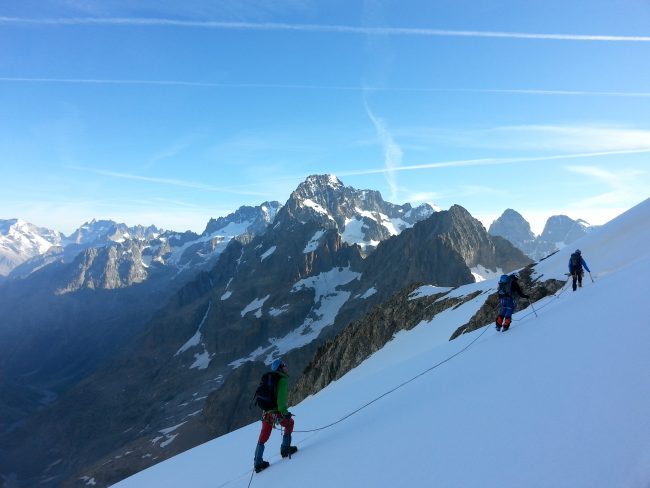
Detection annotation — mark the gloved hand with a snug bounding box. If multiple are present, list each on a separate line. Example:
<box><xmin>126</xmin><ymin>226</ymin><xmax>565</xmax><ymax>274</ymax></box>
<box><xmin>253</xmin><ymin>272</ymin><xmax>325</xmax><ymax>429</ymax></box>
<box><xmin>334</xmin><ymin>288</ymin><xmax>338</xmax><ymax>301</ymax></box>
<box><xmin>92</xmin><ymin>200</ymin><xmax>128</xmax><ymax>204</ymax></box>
<box><xmin>282</xmin><ymin>411</ymin><xmax>294</xmax><ymax>419</ymax></box>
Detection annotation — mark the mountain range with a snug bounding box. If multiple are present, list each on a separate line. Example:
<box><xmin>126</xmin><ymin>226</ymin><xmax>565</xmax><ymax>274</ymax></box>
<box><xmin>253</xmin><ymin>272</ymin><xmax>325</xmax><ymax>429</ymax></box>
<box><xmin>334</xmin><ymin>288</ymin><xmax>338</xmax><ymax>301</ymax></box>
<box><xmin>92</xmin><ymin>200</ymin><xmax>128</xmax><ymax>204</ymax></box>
<box><xmin>0</xmin><ymin>175</ymin><xmax>589</xmax><ymax>487</ymax></box>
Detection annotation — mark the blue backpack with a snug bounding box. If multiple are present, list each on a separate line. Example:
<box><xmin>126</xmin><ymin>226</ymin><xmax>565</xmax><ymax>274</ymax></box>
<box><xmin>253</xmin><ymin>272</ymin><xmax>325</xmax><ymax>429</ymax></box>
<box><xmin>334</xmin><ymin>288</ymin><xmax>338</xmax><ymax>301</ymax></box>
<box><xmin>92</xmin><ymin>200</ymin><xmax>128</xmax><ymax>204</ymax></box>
<box><xmin>497</xmin><ymin>274</ymin><xmax>512</xmax><ymax>298</ymax></box>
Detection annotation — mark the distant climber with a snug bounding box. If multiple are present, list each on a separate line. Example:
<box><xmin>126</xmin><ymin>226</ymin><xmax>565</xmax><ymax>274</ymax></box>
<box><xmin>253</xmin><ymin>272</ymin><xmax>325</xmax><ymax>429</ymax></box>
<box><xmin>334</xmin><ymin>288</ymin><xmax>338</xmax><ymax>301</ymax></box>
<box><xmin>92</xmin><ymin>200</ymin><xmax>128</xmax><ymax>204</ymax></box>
<box><xmin>252</xmin><ymin>358</ymin><xmax>298</xmax><ymax>473</ymax></box>
<box><xmin>568</xmin><ymin>249</ymin><xmax>590</xmax><ymax>291</ymax></box>
<box><xmin>496</xmin><ymin>273</ymin><xmax>530</xmax><ymax>332</ymax></box>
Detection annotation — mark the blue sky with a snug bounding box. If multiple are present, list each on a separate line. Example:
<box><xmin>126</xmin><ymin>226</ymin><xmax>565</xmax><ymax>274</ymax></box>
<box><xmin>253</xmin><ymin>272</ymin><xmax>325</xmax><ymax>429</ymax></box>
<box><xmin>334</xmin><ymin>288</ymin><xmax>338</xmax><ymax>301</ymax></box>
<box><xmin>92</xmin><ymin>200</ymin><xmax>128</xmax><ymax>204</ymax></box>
<box><xmin>1</xmin><ymin>0</ymin><xmax>649</xmax><ymax>235</ymax></box>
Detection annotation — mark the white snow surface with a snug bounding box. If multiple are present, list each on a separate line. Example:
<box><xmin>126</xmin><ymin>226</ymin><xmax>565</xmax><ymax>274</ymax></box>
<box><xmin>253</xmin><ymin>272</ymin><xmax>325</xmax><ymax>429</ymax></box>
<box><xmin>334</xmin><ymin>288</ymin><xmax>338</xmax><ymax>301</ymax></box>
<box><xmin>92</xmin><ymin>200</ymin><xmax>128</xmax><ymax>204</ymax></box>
<box><xmin>303</xmin><ymin>230</ymin><xmax>326</xmax><ymax>254</ymax></box>
<box><xmin>164</xmin><ymin>219</ymin><xmax>254</xmax><ymax>266</ymax></box>
<box><xmin>301</xmin><ymin>199</ymin><xmax>330</xmax><ymax>216</ymax></box>
<box><xmin>260</xmin><ymin>246</ymin><xmax>277</xmax><ymax>261</ymax></box>
<box><xmin>240</xmin><ymin>295</ymin><xmax>270</xmax><ymax>318</ymax></box>
<box><xmin>340</xmin><ymin>208</ymin><xmax>412</xmax><ymax>250</ymax></box>
<box><xmin>358</xmin><ymin>287</ymin><xmax>377</xmax><ymax>299</ymax></box>
<box><xmin>340</xmin><ymin>217</ymin><xmax>379</xmax><ymax>250</ymax></box>
<box><xmin>470</xmin><ymin>264</ymin><xmax>504</xmax><ymax>282</ymax></box>
<box><xmin>408</xmin><ymin>285</ymin><xmax>453</xmax><ymax>300</ymax></box>
<box><xmin>229</xmin><ymin>266</ymin><xmax>361</xmax><ymax>368</ymax></box>
<box><xmin>268</xmin><ymin>305</ymin><xmax>289</xmax><ymax>317</ymax></box>
<box><xmin>114</xmin><ymin>198</ymin><xmax>650</xmax><ymax>488</ymax></box>
<box><xmin>175</xmin><ymin>303</ymin><xmax>213</xmax><ymax>370</ymax></box>
<box><xmin>215</xmin><ymin>220</ymin><xmax>255</xmax><ymax>238</ymax></box>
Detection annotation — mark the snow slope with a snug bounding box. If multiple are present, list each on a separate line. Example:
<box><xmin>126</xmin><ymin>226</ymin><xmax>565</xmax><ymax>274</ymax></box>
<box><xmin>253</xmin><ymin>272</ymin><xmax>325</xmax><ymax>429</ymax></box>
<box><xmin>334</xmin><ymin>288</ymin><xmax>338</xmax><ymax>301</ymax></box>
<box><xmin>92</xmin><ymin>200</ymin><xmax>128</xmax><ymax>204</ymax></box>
<box><xmin>112</xmin><ymin>198</ymin><xmax>650</xmax><ymax>488</ymax></box>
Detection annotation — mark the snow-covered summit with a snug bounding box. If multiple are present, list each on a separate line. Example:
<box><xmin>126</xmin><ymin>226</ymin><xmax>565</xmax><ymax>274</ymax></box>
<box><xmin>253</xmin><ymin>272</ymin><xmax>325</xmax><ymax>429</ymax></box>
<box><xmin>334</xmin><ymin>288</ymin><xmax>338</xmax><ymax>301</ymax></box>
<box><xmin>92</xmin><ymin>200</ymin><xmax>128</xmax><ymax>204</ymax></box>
<box><xmin>278</xmin><ymin>174</ymin><xmax>437</xmax><ymax>251</ymax></box>
<box><xmin>114</xmin><ymin>197</ymin><xmax>650</xmax><ymax>488</ymax></box>
<box><xmin>0</xmin><ymin>218</ymin><xmax>63</xmax><ymax>276</ymax></box>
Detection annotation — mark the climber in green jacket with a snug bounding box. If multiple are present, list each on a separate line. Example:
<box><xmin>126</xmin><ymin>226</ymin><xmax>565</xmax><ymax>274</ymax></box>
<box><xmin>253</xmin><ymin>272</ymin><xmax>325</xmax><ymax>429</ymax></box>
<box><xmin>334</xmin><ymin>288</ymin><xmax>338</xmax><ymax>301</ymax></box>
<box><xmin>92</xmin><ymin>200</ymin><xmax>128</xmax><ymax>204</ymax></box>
<box><xmin>253</xmin><ymin>358</ymin><xmax>298</xmax><ymax>472</ymax></box>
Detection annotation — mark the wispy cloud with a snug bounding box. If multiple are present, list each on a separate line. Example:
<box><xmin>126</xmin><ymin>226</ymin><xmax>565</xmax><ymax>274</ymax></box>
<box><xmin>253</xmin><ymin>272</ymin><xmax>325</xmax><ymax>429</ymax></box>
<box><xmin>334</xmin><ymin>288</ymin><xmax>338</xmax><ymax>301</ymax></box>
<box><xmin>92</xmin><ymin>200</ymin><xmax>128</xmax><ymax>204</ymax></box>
<box><xmin>2</xmin><ymin>78</ymin><xmax>650</xmax><ymax>99</ymax></box>
<box><xmin>484</xmin><ymin>125</ymin><xmax>650</xmax><ymax>152</ymax></box>
<box><xmin>564</xmin><ymin>165</ymin><xmax>649</xmax><ymax>208</ymax></box>
<box><xmin>144</xmin><ymin>134</ymin><xmax>205</xmax><ymax>169</ymax></box>
<box><xmin>45</xmin><ymin>1</ymin><xmax>315</xmax><ymax>21</ymax></box>
<box><xmin>0</xmin><ymin>77</ymin><xmax>376</xmax><ymax>92</ymax></box>
<box><xmin>2</xmin><ymin>16</ymin><xmax>650</xmax><ymax>42</ymax></box>
<box><xmin>336</xmin><ymin>148</ymin><xmax>650</xmax><ymax>177</ymax></box>
<box><xmin>450</xmin><ymin>88</ymin><xmax>650</xmax><ymax>98</ymax></box>
<box><xmin>67</xmin><ymin>165</ymin><xmax>271</xmax><ymax>197</ymax></box>
<box><xmin>363</xmin><ymin>97</ymin><xmax>403</xmax><ymax>200</ymax></box>
<box><xmin>397</xmin><ymin>124</ymin><xmax>650</xmax><ymax>153</ymax></box>
<box><xmin>405</xmin><ymin>185</ymin><xmax>498</xmax><ymax>205</ymax></box>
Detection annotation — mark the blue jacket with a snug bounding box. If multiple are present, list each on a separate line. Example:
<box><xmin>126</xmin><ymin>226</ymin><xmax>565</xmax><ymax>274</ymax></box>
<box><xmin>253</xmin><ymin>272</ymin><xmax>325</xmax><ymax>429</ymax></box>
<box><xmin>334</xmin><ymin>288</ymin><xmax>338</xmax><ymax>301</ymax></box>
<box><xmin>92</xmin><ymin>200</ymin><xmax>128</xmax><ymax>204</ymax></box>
<box><xmin>568</xmin><ymin>254</ymin><xmax>590</xmax><ymax>273</ymax></box>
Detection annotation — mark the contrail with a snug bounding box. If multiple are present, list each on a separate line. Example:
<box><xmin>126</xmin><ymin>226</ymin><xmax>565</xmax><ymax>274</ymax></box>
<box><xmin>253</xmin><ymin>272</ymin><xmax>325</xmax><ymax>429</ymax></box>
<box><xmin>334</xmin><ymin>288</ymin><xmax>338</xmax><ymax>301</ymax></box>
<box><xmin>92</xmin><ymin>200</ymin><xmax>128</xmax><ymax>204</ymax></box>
<box><xmin>1</xmin><ymin>17</ymin><xmax>649</xmax><ymax>42</ymax></box>
<box><xmin>363</xmin><ymin>97</ymin><xmax>402</xmax><ymax>200</ymax></box>
<box><xmin>67</xmin><ymin>166</ymin><xmax>272</xmax><ymax>197</ymax></box>
<box><xmin>0</xmin><ymin>77</ymin><xmax>365</xmax><ymax>90</ymax></box>
<box><xmin>335</xmin><ymin>148</ymin><xmax>650</xmax><ymax>177</ymax></box>
<box><xmin>2</xmin><ymin>78</ymin><xmax>650</xmax><ymax>98</ymax></box>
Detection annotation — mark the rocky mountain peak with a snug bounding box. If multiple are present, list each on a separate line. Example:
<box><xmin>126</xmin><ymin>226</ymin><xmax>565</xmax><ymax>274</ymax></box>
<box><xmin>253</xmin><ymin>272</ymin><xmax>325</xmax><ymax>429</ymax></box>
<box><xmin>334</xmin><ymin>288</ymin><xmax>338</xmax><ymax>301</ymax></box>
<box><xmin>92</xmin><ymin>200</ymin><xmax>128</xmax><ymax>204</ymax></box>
<box><xmin>277</xmin><ymin>175</ymin><xmax>437</xmax><ymax>252</ymax></box>
<box><xmin>540</xmin><ymin>215</ymin><xmax>591</xmax><ymax>243</ymax></box>
<box><xmin>301</xmin><ymin>173</ymin><xmax>344</xmax><ymax>191</ymax></box>
<box><xmin>489</xmin><ymin>208</ymin><xmax>536</xmax><ymax>245</ymax></box>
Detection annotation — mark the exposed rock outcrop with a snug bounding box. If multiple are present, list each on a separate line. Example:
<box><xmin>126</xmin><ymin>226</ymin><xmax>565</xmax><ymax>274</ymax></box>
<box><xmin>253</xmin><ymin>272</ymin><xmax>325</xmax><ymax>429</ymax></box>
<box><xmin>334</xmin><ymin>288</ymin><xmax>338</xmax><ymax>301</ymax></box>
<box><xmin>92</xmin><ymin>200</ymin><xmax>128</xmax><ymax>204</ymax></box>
<box><xmin>450</xmin><ymin>266</ymin><xmax>567</xmax><ymax>339</ymax></box>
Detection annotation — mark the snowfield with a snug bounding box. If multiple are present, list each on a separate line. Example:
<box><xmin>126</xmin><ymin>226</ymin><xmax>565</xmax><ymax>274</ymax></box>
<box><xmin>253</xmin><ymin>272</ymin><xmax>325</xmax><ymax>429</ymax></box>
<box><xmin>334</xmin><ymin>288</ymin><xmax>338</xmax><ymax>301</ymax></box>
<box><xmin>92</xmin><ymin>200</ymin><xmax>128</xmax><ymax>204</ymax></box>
<box><xmin>112</xmin><ymin>198</ymin><xmax>650</xmax><ymax>488</ymax></box>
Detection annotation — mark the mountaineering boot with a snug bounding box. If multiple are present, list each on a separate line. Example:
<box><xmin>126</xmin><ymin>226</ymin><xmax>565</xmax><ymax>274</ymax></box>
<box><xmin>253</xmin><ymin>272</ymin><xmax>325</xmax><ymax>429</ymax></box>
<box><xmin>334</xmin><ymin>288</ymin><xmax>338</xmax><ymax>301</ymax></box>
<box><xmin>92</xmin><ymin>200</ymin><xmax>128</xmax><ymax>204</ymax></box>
<box><xmin>281</xmin><ymin>435</ymin><xmax>298</xmax><ymax>458</ymax></box>
<box><xmin>495</xmin><ymin>316</ymin><xmax>503</xmax><ymax>331</ymax></box>
<box><xmin>254</xmin><ymin>443</ymin><xmax>270</xmax><ymax>473</ymax></box>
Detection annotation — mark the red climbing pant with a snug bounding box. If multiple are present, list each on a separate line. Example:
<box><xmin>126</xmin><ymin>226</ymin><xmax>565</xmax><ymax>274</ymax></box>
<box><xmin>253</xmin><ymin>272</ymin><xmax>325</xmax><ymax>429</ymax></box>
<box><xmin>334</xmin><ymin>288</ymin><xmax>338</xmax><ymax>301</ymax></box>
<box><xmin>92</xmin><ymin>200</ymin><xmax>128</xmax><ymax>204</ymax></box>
<box><xmin>258</xmin><ymin>411</ymin><xmax>294</xmax><ymax>444</ymax></box>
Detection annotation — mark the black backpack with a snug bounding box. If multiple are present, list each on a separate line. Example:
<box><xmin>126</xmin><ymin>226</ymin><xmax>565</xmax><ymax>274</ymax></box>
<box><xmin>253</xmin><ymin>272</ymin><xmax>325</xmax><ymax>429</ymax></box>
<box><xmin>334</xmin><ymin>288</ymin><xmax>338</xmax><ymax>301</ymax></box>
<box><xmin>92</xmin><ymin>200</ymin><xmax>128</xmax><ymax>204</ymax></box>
<box><xmin>497</xmin><ymin>274</ymin><xmax>512</xmax><ymax>298</ymax></box>
<box><xmin>570</xmin><ymin>253</ymin><xmax>582</xmax><ymax>270</ymax></box>
<box><xmin>254</xmin><ymin>372</ymin><xmax>280</xmax><ymax>411</ymax></box>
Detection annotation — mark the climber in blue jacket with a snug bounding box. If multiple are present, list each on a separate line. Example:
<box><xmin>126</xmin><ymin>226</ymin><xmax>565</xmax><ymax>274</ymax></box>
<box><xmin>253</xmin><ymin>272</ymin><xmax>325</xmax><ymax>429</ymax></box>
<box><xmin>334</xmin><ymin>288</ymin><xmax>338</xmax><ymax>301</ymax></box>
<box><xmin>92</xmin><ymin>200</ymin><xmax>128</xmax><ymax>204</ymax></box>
<box><xmin>568</xmin><ymin>249</ymin><xmax>590</xmax><ymax>291</ymax></box>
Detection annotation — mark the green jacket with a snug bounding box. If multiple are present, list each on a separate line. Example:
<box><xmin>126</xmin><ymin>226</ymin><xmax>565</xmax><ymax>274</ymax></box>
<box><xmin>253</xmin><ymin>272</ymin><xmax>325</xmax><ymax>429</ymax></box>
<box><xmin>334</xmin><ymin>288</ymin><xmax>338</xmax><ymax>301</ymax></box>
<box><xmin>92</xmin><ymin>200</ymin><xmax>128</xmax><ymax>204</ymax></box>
<box><xmin>274</xmin><ymin>371</ymin><xmax>289</xmax><ymax>415</ymax></box>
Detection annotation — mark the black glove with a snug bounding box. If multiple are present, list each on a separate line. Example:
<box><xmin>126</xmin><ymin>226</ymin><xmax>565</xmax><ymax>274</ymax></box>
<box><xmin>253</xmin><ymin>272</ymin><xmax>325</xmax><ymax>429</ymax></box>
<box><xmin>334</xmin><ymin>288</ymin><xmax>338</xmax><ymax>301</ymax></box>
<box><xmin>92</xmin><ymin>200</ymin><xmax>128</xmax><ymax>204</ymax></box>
<box><xmin>283</xmin><ymin>411</ymin><xmax>294</xmax><ymax>419</ymax></box>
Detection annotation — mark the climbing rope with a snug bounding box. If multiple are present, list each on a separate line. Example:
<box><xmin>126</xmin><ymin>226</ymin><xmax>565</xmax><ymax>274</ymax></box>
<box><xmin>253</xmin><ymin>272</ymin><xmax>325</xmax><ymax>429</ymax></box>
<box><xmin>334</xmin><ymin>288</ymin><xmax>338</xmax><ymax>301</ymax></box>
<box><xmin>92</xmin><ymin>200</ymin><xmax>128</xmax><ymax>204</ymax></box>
<box><xmin>291</xmin><ymin>320</ymin><xmax>493</xmax><ymax>434</ymax></box>
<box><xmin>247</xmin><ymin>274</ymin><xmax>588</xmax><ymax>486</ymax></box>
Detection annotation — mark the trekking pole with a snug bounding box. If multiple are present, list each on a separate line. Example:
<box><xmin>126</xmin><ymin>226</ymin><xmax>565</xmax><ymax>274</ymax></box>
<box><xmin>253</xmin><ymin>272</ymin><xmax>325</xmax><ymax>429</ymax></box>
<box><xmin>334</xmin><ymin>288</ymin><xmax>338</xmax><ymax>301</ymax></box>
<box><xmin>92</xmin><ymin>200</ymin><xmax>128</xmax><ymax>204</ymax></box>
<box><xmin>527</xmin><ymin>298</ymin><xmax>538</xmax><ymax>318</ymax></box>
<box><xmin>588</xmin><ymin>271</ymin><xmax>594</xmax><ymax>283</ymax></box>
